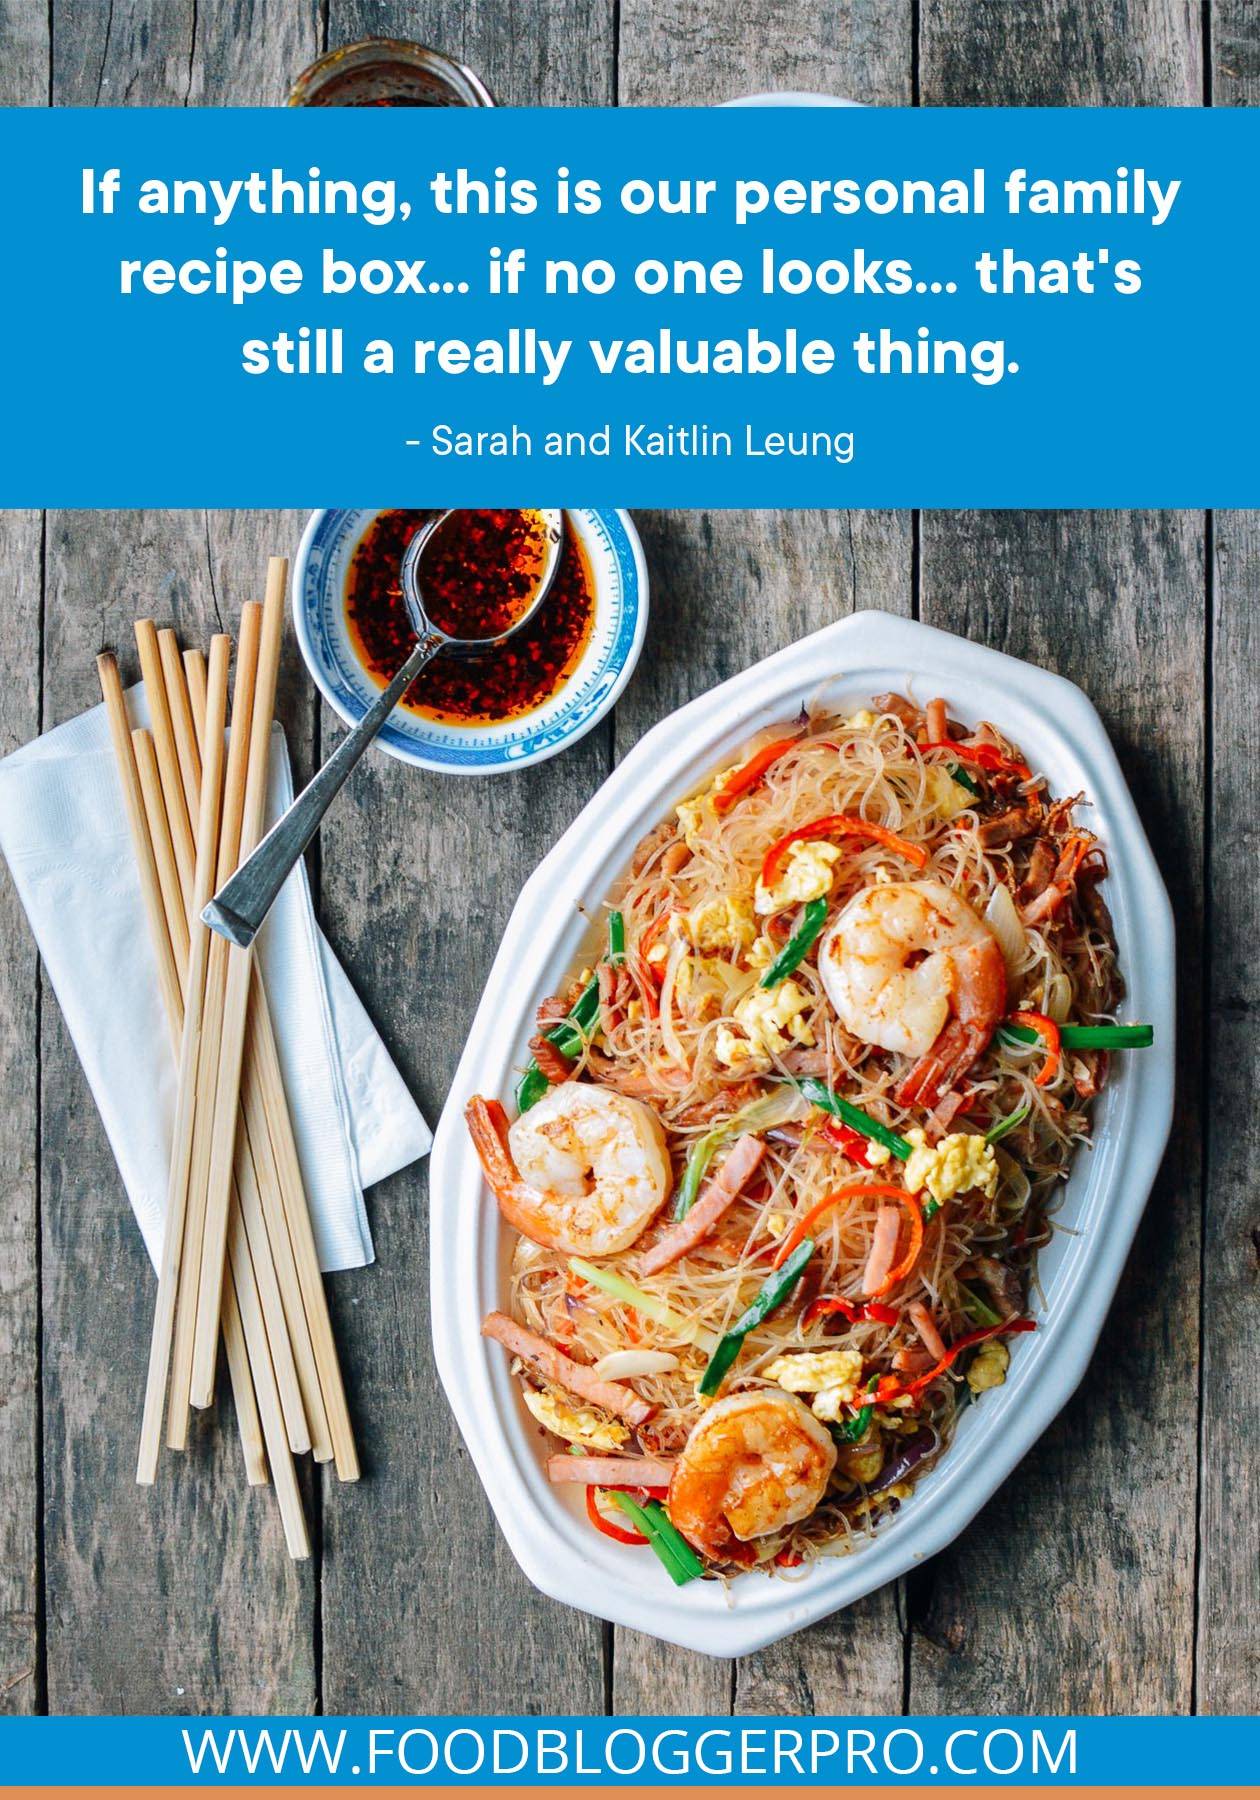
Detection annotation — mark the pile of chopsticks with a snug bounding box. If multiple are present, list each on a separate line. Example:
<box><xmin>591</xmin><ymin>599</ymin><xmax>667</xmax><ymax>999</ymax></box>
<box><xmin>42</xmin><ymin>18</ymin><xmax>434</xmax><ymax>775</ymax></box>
<box><xmin>96</xmin><ymin>557</ymin><xmax>356</xmax><ymax>1559</ymax></box>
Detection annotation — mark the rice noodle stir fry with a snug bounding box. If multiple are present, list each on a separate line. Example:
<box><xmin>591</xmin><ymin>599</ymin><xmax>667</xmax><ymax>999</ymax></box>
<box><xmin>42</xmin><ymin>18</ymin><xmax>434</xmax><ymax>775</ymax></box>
<box><xmin>467</xmin><ymin>695</ymin><xmax>1142</xmax><ymax>1580</ymax></box>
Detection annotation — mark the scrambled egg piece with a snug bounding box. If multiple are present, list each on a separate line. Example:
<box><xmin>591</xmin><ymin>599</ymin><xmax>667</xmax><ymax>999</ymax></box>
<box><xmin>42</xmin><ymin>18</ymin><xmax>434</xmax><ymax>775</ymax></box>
<box><xmin>715</xmin><ymin>981</ymin><xmax>814</xmax><ymax>1066</ymax></box>
<box><xmin>924</xmin><ymin>764</ymin><xmax>974</xmax><ymax>822</ymax></box>
<box><xmin>755</xmin><ymin>840</ymin><xmax>842</xmax><ymax>915</ymax></box>
<box><xmin>677</xmin><ymin>895</ymin><xmax>756</xmax><ymax>953</ymax></box>
<box><xmin>746</xmin><ymin>932</ymin><xmax>779</xmax><ymax>974</ymax></box>
<box><xmin>966</xmin><ymin>1339</ymin><xmax>1010</xmax><ymax>1394</ymax></box>
<box><xmin>904</xmin><ymin>1128</ymin><xmax>999</xmax><ymax>1204</ymax></box>
<box><xmin>764</xmin><ymin>1349</ymin><xmax>864</xmax><ymax>1423</ymax></box>
<box><xmin>765</xmin><ymin>1212</ymin><xmax>790</xmax><ymax>1240</ymax></box>
<box><xmin>845</xmin><ymin>709</ymin><xmax>878</xmax><ymax>730</ymax></box>
<box><xmin>676</xmin><ymin>794</ymin><xmax>717</xmax><ymax>851</ymax></box>
<box><xmin>521</xmin><ymin>1387</ymin><xmax>629</xmax><ymax>1451</ymax></box>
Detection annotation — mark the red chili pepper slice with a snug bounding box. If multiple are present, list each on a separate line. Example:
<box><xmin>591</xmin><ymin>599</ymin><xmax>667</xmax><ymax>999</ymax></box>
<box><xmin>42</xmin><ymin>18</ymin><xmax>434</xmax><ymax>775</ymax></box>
<box><xmin>878</xmin><ymin>1318</ymin><xmax>1037</xmax><ymax>1403</ymax></box>
<box><xmin>712</xmin><ymin>737</ymin><xmax>800</xmax><ymax>813</ymax></box>
<box><xmin>803</xmin><ymin>1295</ymin><xmax>900</xmax><ymax>1329</ymax></box>
<box><xmin>919</xmin><ymin>741</ymin><xmax>1032</xmax><ymax>781</ymax></box>
<box><xmin>586</xmin><ymin>1486</ymin><xmax>648</xmax><ymax>1545</ymax></box>
<box><xmin>823</xmin><ymin>1120</ymin><xmax>876</xmax><ymax>1168</ymax></box>
<box><xmin>761</xmin><ymin>814</ymin><xmax>929</xmax><ymax>888</ymax></box>
<box><xmin>1007</xmin><ymin>1010</ymin><xmax>1062</xmax><ymax>1087</ymax></box>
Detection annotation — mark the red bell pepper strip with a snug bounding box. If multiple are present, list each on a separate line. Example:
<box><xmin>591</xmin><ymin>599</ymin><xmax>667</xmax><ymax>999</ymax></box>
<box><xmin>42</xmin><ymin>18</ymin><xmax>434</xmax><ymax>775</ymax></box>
<box><xmin>1006</xmin><ymin>1010</ymin><xmax>1062</xmax><ymax>1087</ymax></box>
<box><xmin>879</xmin><ymin>1318</ymin><xmax>1037</xmax><ymax>1403</ymax></box>
<box><xmin>712</xmin><ymin>737</ymin><xmax>800</xmax><ymax>813</ymax></box>
<box><xmin>918</xmin><ymin>741</ymin><xmax>1032</xmax><ymax>782</ymax></box>
<box><xmin>803</xmin><ymin>1294</ymin><xmax>900</xmax><ymax>1329</ymax></box>
<box><xmin>761</xmin><ymin>814</ymin><xmax>929</xmax><ymax>888</ymax></box>
<box><xmin>587</xmin><ymin>1486</ymin><xmax>648</xmax><ymax>1545</ymax></box>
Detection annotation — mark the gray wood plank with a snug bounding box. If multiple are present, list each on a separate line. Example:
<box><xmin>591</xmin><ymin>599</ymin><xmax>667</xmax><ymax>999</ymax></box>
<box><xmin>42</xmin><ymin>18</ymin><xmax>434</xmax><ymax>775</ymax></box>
<box><xmin>910</xmin><ymin>511</ymin><xmax>1204</xmax><ymax>1714</ymax></box>
<box><xmin>314</xmin><ymin>0</ymin><xmax>614</xmax><ymax>1714</ymax></box>
<box><xmin>0</xmin><ymin>0</ymin><xmax>48</xmax><ymax>102</ymax></box>
<box><xmin>39</xmin><ymin>511</ymin><xmax>317</xmax><ymax>1711</ymax></box>
<box><xmin>329</xmin><ymin>0</ymin><xmax>614</xmax><ymax>105</ymax></box>
<box><xmin>1212</xmin><ymin>0</ymin><xmax>1260</xmax><ymax>104</ymax></box>
<box><xmin>1200</xmin><ymin>3</ymin><xmax>1259</xmax><ymax>1720</ymax></box>
<box><xmin>613</xmin><ymin>0</ymin><xmax>914</xmax><ymax>1716</ymax></box>
<box><xmin>51</xmin><ymin>0</ymin><xmax>318</xmax><ymax>104</ymax></box>
<box><xmin>1200</xmin><ymin>510</ymin><xmax>1260</xmax><ymax>1711</ymax></box>
<box><xmin>619</xmin><ymin>0</ymin><xmax>911</xmax><ymax>105</ymax></box>
<box><xmin>609</xmin><ymin>512</ymin><xmax>913</xmax><ymax>1716</ymax></box>
<box><xmin>914</xmin><ymin>0</ymin><xmax>1206</xmax><ymax>1719</ymax></box>
<box><xmin>920</xmin><ymin>0</ymin><xmax>1201</xmax><ymax>104</ymax></box>
<box><xmin>0</xmin><ymin>512</ymin><xmax>44</xmax><ymax>1715</ymax></box>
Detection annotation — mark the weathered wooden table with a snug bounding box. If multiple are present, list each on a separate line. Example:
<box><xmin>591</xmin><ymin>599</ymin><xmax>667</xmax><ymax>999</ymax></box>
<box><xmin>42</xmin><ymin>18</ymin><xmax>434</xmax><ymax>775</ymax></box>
<box><xmin>0</xmin><ymin>0</ymin><xmax>1255</xmax><ymax>1719</ymax></box>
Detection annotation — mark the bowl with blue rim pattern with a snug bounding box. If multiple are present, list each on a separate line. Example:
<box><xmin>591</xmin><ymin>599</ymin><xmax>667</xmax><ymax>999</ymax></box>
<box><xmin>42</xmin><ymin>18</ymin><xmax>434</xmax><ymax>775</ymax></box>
<box><xmin>293</xmin><ymin>508</ymin><xmax>649</xmax><ymax>775</ymax></box>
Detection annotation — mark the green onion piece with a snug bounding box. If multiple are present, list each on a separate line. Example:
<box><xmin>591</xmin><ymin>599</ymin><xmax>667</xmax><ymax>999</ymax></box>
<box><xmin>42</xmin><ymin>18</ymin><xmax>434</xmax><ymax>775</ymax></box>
<box><xmin>985</xmin><ymin>1103</ymin><xmax>1030</xmax><ymax>1145</ymax></box>
<box><xmin>759</xmin><ymin>897</ymin><xmax>829</xmax><ymax>988</ymax></box>
<box><xmin>921</xmin><ymin>1198</ymin><xmax>941</xmax><ymax>1222</ymax></box>
<box><xmin>999</xmin><ymin>1021</ymin><xmax>1154</xmax><ymax>1051</ymax></box>
<box><xmin>698</xmin><ymin>1239</ymin><xmax>815</xmax><ymax>1397</ymax></box>
<box><xmin>608</xmin><ymin>1492</ymin><xmax>704</xmax><ymax>1585</ymax></box>
<box><xmin>831</xmin><ymin>1403</ymin><xmax>874</xmax><ymax>1445</ymax></box>
<box><xmin>950</xmin><ymin>763</ymin><xmax>981</xmax><ymax>796</ymax></box>
<box><xmin>568</xmin><ymin>1257</ymin><xmax>721</xmax><ymax>1354</ymax></box>
<box><xmin>516</xmin><ymin>918</ymin><xmax>624</xmax><ymax>1112</ymax></box>
<box><xmin>792</xmin><ymin>1078</ymin><xmax>913</xmax><ymax>1163</ymax></box>
<box><xmin>958</xmin><ymin>1282</ymin><xmax>1002</xmax><ymax>1328</ymax></box>
<box><xmin>672</xmin><ymin>1131</ymin><xmax>720</xmax><ymax>1222</ymax></box>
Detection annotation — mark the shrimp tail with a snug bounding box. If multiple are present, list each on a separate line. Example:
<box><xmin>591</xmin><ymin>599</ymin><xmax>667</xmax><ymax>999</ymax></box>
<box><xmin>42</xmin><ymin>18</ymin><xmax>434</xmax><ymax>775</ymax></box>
<box><xmin>896</xmin><ymin>941</ymin><xmax>1005</xmax><ymax>1107</ymax></box>
<box><xmin>464</xmin><ymin>1095</ymin><xmax>517</xmax><ymax>1200</ymax></box>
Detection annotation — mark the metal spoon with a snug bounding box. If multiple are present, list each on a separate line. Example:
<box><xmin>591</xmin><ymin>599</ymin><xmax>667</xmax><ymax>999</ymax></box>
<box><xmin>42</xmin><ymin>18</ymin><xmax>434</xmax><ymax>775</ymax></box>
<box><xmin>202</xmin><ymin>508</ymin><xmax>565</xmax><ymax>948</ymax></box>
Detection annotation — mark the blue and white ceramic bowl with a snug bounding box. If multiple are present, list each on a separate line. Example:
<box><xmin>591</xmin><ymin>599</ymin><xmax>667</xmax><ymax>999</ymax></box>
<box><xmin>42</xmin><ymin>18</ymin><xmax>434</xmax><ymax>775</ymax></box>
<box><xmin>293</xmin><ymin>508</ymin><xmax>648</xmax><ymax>775</ymax></box>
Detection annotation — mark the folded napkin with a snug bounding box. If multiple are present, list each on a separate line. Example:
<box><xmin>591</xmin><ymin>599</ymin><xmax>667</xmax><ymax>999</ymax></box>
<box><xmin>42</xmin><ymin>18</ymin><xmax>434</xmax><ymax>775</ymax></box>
<box><xmin>0</xmin><ymin>686</ymin><xmax>431</xmax><ymax>1273</ymax></box>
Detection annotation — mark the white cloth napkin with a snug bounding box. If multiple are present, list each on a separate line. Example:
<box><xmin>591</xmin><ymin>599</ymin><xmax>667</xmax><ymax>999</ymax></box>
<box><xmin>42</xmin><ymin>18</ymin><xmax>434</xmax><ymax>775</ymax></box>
<box><xmin>0</xmin><ymin>686</ymin><xmax>432</xmax><ymax>1272</ymax></box>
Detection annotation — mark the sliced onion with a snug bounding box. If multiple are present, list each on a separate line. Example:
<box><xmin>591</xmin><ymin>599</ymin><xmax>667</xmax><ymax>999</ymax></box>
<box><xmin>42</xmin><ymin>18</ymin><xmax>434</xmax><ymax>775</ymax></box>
<box><xmin>1042</xmin><ymin>969</ymin><xmax>1073</xmax><ymax>1024</ymax></box>
<box><xmin>984</xmin><ymin>883</ymin><xmax>1027</xmax><ymax>981</ymax></box>
<box><xmin>592</xmin><ymin>1349</ymin><xmax>679</xmax><ymax>1380</ymax></box>
<box><xmin>658</xmin><ymin>936</ymin><xmax>690</xmax><ymax>1069</ymax></box>
<box><xmin>994</xmin><ymin>1146</ymin><xmax>1031</xmax><ymax>1213</ymax></box>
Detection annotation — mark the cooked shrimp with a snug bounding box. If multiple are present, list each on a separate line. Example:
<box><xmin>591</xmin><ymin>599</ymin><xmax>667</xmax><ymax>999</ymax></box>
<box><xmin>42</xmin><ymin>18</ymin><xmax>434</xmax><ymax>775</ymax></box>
<box><xmin>465</xmin><ymin>1084</ymin><xmax>671</xmax><ymax>1257</ymax></box>
<box><xmin>668</xmin><ymin>1390</ymin><xmax>837</xmax><ymax>1564</ymax></box>
<box><xmin>818</xmin><ymin>879</ymin><xmax>1005</xmax><ymax>1108</ymax></box>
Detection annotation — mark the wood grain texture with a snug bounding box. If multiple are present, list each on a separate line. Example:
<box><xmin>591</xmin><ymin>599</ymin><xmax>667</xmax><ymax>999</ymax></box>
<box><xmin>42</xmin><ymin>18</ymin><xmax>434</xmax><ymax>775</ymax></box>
<box><xmin>919</xmin><ymin>0</ymin><xmax>1201</xmax><ymax>104</ymax></box>
<box><xmin>0</xmin><ymin>0</ymin><xmax>48</xmax><ymax>103</ymax></box>
<box><xmin>0</xmin><ymin>513</ymin><xmax>43</xmax><ymax>1714</ymax></box>
<box><xmin>911</xmin><ymin>510</ymin><xmax>1204</xmax><ymax>1714</ymax></box>
<box><xmin>50</xmin><ymin>0</ymin><xmax>317</xmax><ymax>104</ymax></box>
<box><xmin>610</xmin><ymin>512</ymin><xmax>914</xmax><ymax>1716</ymax></box>
<box><xmin>313</xmin><ymin>0</ymin><xmax>614</xmax><ymax>1716</ymax></box>
<box><xmin>328</xmin><ymin>0</ymin><xmax>614</xmax><ymax>104</ymax></box>
<box><xmin>1199</xmin><ymin>508</ymin><xmax>1260</xmax><ymax>1711</ymax></box>
<box><xmin>38</xmin><ymin>513</ymin><xmax>316</xmax><ymax>1711</ymax></box>
<box><xmin>618</xmin><ymin>0</ymin><xmax>911</xmax><ymax>105</ymax></box>
<box><xmin>1212</xmin><ymin>1</ymin><xmax>1260</xmax><ymax>104</ymax></box>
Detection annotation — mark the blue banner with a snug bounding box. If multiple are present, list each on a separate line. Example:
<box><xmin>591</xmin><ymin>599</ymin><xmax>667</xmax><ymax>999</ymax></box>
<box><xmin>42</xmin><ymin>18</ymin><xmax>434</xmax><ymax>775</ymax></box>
<box><xmin>0</xmin><ymin>1714</ymin><xmax>1255</xmax><ymax>1786</ymax></box>
<box><xmin>0</xmin><ymin>105</ymin><xmax>1254</xmax><ymax>506</ymax></box>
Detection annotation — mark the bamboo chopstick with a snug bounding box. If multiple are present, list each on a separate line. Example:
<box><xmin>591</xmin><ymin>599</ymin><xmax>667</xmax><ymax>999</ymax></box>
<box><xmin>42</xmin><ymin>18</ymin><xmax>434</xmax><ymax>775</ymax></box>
<box><xmin>159</xmin><ymin>611</ymin><xmax>310</xmax><ymax>1457</ymax></box>
<box><xmin>96</xmin><ymin>655</ymin><xmax>267</xmax><ymax>1488</ymax></box>
<box><xmin>191</xmin><ymin>558</ymin><xmax>287</xmax><ymax>1407</ymax></box>
<box><xmin>135</xmin><ymin>621</ymin><xmax>195</xmax><ymax>900</ymax></box>
<box><xmin>133</xmin><ymin>634</ymin><xmax>230</xmax><ymax>1480</ymax></box>
<box><xmin>129</xmin><ymin>654</ymin><xmax>309</xmax><ymax>1557</ymax></box>
<box><xmin>179</xmin><ymin>642</ymin><xmax>342</xmax><ymax>1468</ymax></box>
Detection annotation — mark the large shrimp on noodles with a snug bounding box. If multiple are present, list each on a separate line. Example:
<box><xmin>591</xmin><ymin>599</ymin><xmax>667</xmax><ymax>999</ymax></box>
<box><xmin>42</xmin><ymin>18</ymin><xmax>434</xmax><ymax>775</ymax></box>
<box><xmin>668</xmin><ymin>1391</ymin><xmax>838</xmax><ymax>1565</ymax></box>
<box><xmin>819</xmin><ymin>878</ymin><xmax>1006</xmax><ymax>1107</ymax></box>
<box><xmin>465</xmin><ymin>1083</ymin><xmax>671</xmax><ymax>1257</ymax></box>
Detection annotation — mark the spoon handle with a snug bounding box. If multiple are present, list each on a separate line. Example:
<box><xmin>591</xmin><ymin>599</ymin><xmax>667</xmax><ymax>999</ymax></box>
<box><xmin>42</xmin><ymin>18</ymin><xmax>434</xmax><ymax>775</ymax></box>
<box><xmin>203</xmin><ymin>632</ymin><xmax>445</xmax><ymax>948</ymax></box>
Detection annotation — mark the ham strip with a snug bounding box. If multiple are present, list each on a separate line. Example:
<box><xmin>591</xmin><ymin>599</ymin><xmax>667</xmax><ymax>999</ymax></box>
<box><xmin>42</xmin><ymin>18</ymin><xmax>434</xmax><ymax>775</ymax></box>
<box><xmin>862</xmin><ymin>1203</ymin><xmax>902</xmax><ymax>1296</ymax></box>
<box><xmin>638</xmin><ymin>1135</ymin><xmax>767</xmax><ymax>1276</ymax></box>
<box><xmin>547</xmin><ymin>1454</ymin><xmax>677</xmax><ymax>1487</ymax></box>
<box><xmin>482</xmin><ymin>1312</ymin><xmax>655</xmax><ymax>1426</ymax></box>
<box><xmin>909</xmin><ymin>1300</ymin><xmax>948</xmax><ymax>1363</ymax></box>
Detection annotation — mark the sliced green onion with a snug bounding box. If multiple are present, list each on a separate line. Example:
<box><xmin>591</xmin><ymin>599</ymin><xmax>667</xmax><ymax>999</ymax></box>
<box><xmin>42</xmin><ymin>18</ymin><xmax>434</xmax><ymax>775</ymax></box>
<box><xmin>698</xmin><ymin>1239</ymin><xmax>814</xmax><ymax>1397</ymax></box>
<box><xmin>831</xmin><ymin>1403</ymin><xmax>874</xmax><ymax>1445</ymax></box>
<box><xmin>999</xmin><ymin>1021</ymin><xmax>1153</xmax><ymax>1051</ymax></box>
<box><xmin>958</xmin><ymin>1282</ymin><xmax>1002</xmax><ymax>1328</ymax></box>
<box><xmin>568</xmin><ymin>1257</ymin><xmax>721</xmax><ymax>1355</ymax></box>
<box><xmin>790</xmin><ymin>1077</ymin><xmax>913</xmax><ymax>1163</ymax></box>
<box><xmin>985</xmin><ymin>1103</ymin><xmax>1030</xmax><ymax>1145</ymax></box>
<box><xmin>608</xmin><ymin>1492</ymin><xmax>704</xmax><ymax>1585</ymax></box>
<box><xmin>921</xmin><ymin>1198</ymin><xmax>941</xmax><ymax>1222</ymax></box>
<box><xmin>950</xmin><ymin>764</ymin><xmax>981</xmax><ymax>796</ymax></box>
<box><xmin>516</xmin><ymin>917</ymin><xmax>623</xmax><ymax>1112</ymax></box>
<box><xmin>672</xmin><ymin>1089</ymin><xmax>805</xmax><ymax>1223</ymax></box>
<box><xmin>760</xmin><ymin>897</ymin><xmax>828</xmax><ymax>988</ymax></box>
